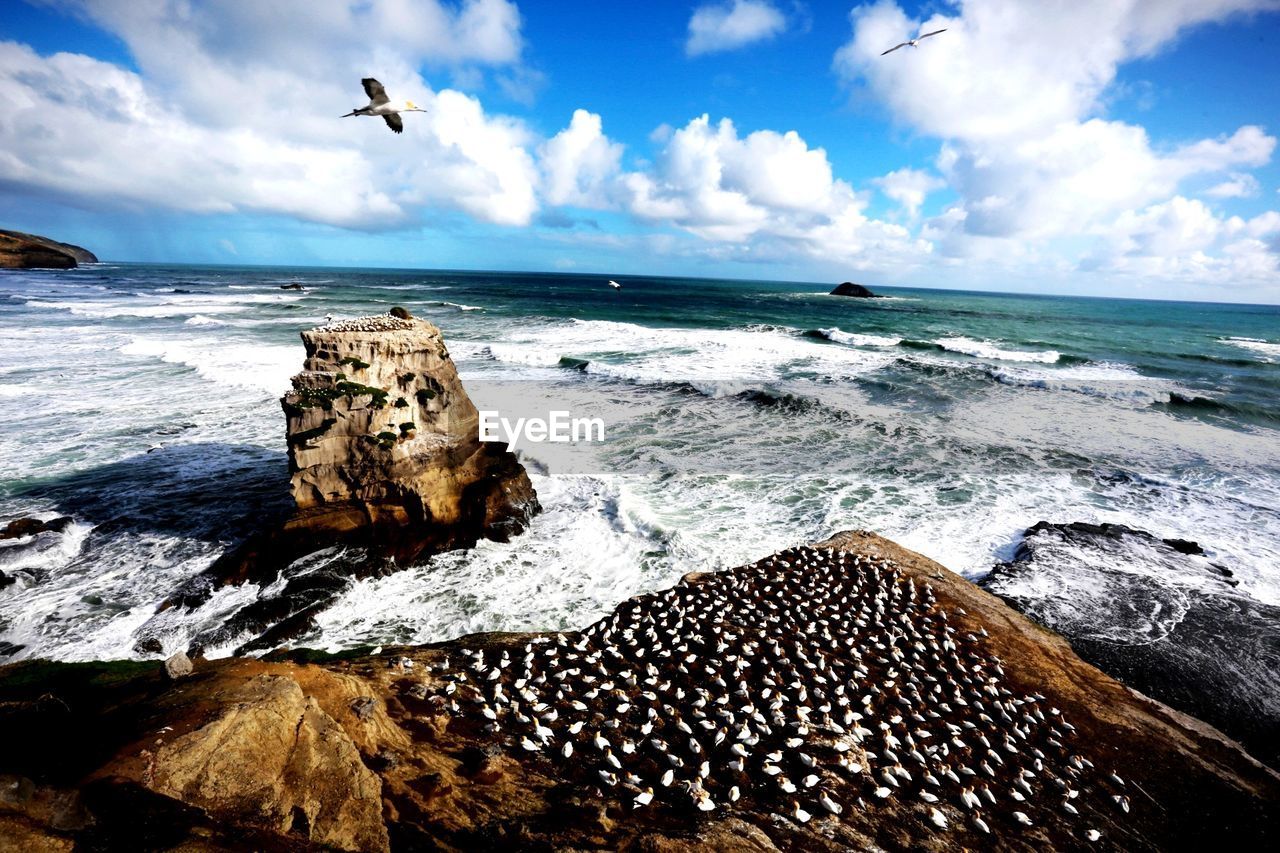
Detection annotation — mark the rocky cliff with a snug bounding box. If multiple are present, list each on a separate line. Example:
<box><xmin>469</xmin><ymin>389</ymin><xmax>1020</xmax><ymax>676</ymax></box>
<box><xmin>4</xmin><ymin>532</ymin><xmax>1276</xmax><ymax>852</ymax></box>
<box><xmin>0</xmin><ymin>229</ymin><xmax>97</xmax><ymax>269</ymax></box>
<box><xmin>154</xmin><ymin>311</ymin><xmax>539</xmax><ymax>655</ymax></box>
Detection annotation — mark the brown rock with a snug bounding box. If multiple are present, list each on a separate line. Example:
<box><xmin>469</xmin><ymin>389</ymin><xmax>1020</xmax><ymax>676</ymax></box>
<box><xmin>149</xmin><ymin>674</ymin><xmax>388</xmax><ymax>852</ymax></box>
<box><xmin>0</xmin><ymin>517</ymin><xmax>72</xmax><ymax>540</ymax></box>
<box><xmin>3</xmin><ymin>533</ymin><xmax>1277</xmax><ymax>851</ymax></box>
<box><xmin>158</xmin><ymin>314</ymin><xmax>540</xmax><ymax>652</ymax></box>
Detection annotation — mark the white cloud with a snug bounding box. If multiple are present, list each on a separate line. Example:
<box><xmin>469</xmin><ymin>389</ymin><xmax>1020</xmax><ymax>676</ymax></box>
<box><xmin>0</xmin><ymin>1</ymin><xmax>541</xmax><ymax>228</ymax></box>
<box><xmin>834</xmin><ymin>0</ymin><xmax>1280</xmax><ymax>287</ymax></box>
<box><xmin>540</xmin><ymin>110</ymin><xmax>625</xmax><ymax>208</ymax></box>
<box><xmin>686</xmin><ymin>0</ymin><xmax>787</xmax><ymax>57</ymax></box>
<box><xmin>1205</xmin><ymin>173</ymin><xmax>1262</xmax><ymax>198</ymax></box>
<box><xmin>552</xmin><ymin>113</ymin><xmax>928</xmax><ymax>266</ymax></box>
<box><xmin>874</xmin><ymin>168</ymin><xmax>945</xmax><ymax>217</ymax></box>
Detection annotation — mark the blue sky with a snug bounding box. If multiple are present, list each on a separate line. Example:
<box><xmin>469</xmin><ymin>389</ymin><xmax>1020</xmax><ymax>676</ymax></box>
<box><xmin>2</xmin><ymin>0</ymin><xmax>1280</xmax><ymax>302</ymax></box>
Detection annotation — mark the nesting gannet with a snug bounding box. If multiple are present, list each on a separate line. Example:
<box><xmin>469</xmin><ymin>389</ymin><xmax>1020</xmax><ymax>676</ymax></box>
<box><xmin>425</xmin><ymin>544</ymin><xmax>1127</xmax><ymax>836</ymax></box>
<box><xmin>881</xmin><ymin>28</ymin><xmax>947</xmax><ymax>55</ymax></box>
<box><xmin>342</xmin><ymin>78</ymin><xmax>426</xmax><ymax>134</ymax></box>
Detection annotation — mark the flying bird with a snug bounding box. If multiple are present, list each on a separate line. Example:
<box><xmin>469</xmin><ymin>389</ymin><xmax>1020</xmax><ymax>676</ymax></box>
<box><xmin>881</xmin><ymin>28</ymin><xmax>947</xmax><ymax>55</ymax></box>
<box><xmin>341</xmin><ymin>78</ymin><xmax>426</xmax><ymax>134</ymax></box>
<box><xmin>607</xmin><ymin>280</ymin><xmax>622</xmax><ymax>289</ymax></box>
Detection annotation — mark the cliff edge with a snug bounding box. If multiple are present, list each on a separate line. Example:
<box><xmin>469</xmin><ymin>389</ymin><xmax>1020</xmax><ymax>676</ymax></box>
<box><xmin>0</xmin><ymin>229</ymin><xmax>97</xmax><ymax>269</ymax></box>
<box><xmin>5</xmin><ymin>532</ymin><xmax>1276</xmax><ymax>851</ymax></box>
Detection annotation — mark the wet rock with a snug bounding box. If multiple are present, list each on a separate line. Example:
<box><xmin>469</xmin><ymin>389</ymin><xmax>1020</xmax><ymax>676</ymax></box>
<box><xmin>0</xmin><ymin>517</ymin><xmax>72</xmax><ymax>540</ymax></box>
<box><xmin>982</xmin><ymin>520</ymin><xmax>1280</xmax><ymax>768</ymax></box>
<box><xmin>163</xmin><ymin>652</ymin><xmax>192</xmax><ymax>680</ymax></box>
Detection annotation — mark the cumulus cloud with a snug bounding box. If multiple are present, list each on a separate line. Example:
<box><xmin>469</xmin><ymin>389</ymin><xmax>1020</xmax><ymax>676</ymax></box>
<box><xmin>540</xmin><ymin>111</ymin><xmax>928</xmax><ymax>265</ymax></box>
<box><xmin>540</xmin><ymin>110</ymin><xmax>625</xmax><ymax>208</ymax></box>
<box><xmin>1206</xmin><ymin>172</ymin><xmax>1262</xmax><ymax>198</ymax></box>
<box><xmin>834</xmin><ymin>0</ymin><xmax>1280</xmax><ymax>285</ymax></box>
<box><xmin>0</xmin><ymin>1</ymin><xmax>540</xmax><ymax>228</ymax></box>
<box><xmin>874</xmin><ymin>168</ymin><xmax>945</xmax><ymax>217</ymax></box>
<box><xmin>1085</xmin><ymin>197</ymin><xmax>1280</xmax><ymax>280</ymax></box>
<box><xmin>686</xmin><ymin>0</ymin><xmax>788</xmax><ymax>56</ymax></box>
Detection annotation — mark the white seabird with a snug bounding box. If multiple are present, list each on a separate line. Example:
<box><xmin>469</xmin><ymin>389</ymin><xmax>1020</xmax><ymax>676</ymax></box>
<box><xmin>342</xmin><ymin>78</ymin><xmax>426</xmax><ymax>134</ymax></box>
<box><xmin>607</xmin><ymin>280</ymin><xmax>622</xmax><ymax>289</ymax></box>
<box><xmin>881</xmin><ymin>28</ymin><xmax>947</xmax><ymax>55</ymax></box>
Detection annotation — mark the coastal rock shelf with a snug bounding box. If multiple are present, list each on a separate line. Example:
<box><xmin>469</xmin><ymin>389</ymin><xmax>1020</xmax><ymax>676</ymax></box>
<box><xmin>2</xmin><ymin>532</ymin><xmax>1276</xmax><ymax>851</ymax></box>
<box><xmin>152</xmin><ymin>311</ymin><xmax>540</xmax><ymax>656</ymax></box>
<box><xmin>436</xmin><ymin>546</ymin><xmax>1122</xmax><ymax>839</ymax></box>
<box><xmin>981</xmin><ymin>520</ymin><xmax>1280</xmax><ymax>768</ymax></box>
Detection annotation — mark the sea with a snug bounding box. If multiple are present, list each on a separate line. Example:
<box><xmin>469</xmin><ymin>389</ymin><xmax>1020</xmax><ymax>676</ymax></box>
<box><xmin>1</xmin><ymin>264</ymin><xmax>1278</xmax><ymax>661</ymax></box>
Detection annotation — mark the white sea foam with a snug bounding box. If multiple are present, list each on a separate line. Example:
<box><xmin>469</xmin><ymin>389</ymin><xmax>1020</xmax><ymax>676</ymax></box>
<box><xmin>817</xmin><ymin>327</ymin><xmax>903</xmax><ymax>347</ymax></box>
<box><xmin>119</xmin><ymin>336</ymin><xmax>301</xmax><ymax>394</ymax></box>
<box><xmin>1224</xmin><ymin>337</ymin><xmax>1280</xmax><ymax>362</ymax></box>
<box><xmin>484</xmin><ymin>344</ymin><xmax>563</xmax><ymax>367</ymax></box>
<box><xmin>497</xmin><ymin>318</ymin><xmax>896</xmax><ymax>386</ymax></box>
<box><xmin>985</xmin><ymin>362</ymin><xmax>1175</xmax><ymax>403</ymax></box>
<box><xmin>27</xmin><ymin>291</ymin><xmax>306</xmax><ymax>319</ymax></box>
<box><xmin>185</xmin><ymin>314</ymin><xmax>226</xmax><ymax>327</ymax></box>
<box><xmin>427</xmin><ymin>300</ymin><xmax>485</xmax><ymax>312</ymax></box>
<box><xmin>937</xmin><ymin>336</ymin><xmax>1061</xmax><ymax>363</ymax></box>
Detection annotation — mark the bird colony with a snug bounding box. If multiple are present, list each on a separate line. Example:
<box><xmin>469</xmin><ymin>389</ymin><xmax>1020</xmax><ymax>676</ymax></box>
<box><xmin>315</xmin><ymin>314</ymin><xmax>416</xmax><ymax>333</ymax></box>
<box><xmin>420</xmin><ymin>546</ymin><xmax>1126</xmax><ymax>841</ymax></box>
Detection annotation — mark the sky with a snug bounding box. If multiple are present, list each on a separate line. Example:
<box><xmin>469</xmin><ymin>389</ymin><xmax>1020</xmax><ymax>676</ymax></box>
<box><xmin>2</xmin><ymin>0</ymin><xmax>1280</xmax><ymax>303</ymax></box>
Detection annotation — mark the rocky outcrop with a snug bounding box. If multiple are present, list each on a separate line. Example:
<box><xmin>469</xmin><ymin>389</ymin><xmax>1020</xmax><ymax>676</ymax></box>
<box><xmin>155</xmin><ymin>311</ymin><xmax>539</xmax><ymax>655</ymax></box>
<box><xmin>150</xmin><ymin>674</ymin><xmax>388</xmax><ymax>851</ymax></box>
<box><xmin>4</xmin><ymin>532</ymin><xmax>1277</xmax><ymax>851</ymax></box>
<box><xmin>829</xmin><ymin>281</ymin><xmax>879</xmax><ymax>297</ymax></box>
<box><xmin>0</xmin><ymin>517</ymin><xmax>73</xmax><ymax>541</ymax></box>
<box><xmin>0</xmin><ymin>230</ymin><xmax>97</xmax><ymax>269</ymax></box>
<box><xmin>981</xmin><ymin>520</ymin><xmax>1280</xmax><ymax>769</ymax></box>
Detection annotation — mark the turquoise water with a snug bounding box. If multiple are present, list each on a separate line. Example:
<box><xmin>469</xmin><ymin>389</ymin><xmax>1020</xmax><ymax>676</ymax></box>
<box><xmin>1</xmin><ymin>263</ymin><xmax>1278</xmax><ymax>659</ymax></box>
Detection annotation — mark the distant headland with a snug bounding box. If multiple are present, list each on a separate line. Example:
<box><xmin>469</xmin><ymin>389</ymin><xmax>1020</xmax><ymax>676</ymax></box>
<box><xmin>0</xmin><ymin>229</ymin><xmax>97</xmax><ymax>269</ymax></box>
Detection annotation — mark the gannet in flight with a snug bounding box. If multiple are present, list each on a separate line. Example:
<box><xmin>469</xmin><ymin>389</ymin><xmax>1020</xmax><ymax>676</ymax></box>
<box><xmin>607</xmin><ymin>280</ymin><xmax>622</xmax><ymax>289</ymax></box>
<box><xmin>341</xmin><ymin>78</ymin><xmax>426</xmax><ymax>134</ymax></box>
<box><xmin>881</xmin><ymin>28</ymin><xmax>947</xmax><ymax>55</ymax></box>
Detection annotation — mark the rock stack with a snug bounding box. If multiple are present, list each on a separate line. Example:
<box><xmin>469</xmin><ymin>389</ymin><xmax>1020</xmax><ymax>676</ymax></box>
<box><xmin>282</xmin><ymin>312</ymin><xmax>532</xmax><ymax>542</ymax></box>
<box><xmin>155</xmin><ymin>311</ymin><xmax>539</xmax><ymax>654</ymax></box>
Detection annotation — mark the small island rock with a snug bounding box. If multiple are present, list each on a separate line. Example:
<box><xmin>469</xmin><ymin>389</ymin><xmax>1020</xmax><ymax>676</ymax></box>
<box><xmin>829</xmin><ymin>281</ymin><xmax>879</xmax><ymax>298</ymax></box>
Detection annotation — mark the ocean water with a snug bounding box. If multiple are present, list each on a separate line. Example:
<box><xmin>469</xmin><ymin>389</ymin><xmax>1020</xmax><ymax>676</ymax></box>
<box><xmin>1</xmin><ymin>263</ymin><xmax>1278</xmax><ymax>661</ymax></box>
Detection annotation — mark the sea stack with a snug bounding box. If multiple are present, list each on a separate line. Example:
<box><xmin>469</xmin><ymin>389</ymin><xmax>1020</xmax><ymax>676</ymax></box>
<box><xmin>829</xmin><ymin>282</ymin><xmax>878</xmax><ymax>298</ymax></box>
<box><xmin>282</xmin><ymin>311</ymin><xmax>538</xmax><ymax>551</ymax></box>
<box><xmin>155</xmin><ymin>311</ymin><xmax>539</xmax><ymax>651</ymax></box>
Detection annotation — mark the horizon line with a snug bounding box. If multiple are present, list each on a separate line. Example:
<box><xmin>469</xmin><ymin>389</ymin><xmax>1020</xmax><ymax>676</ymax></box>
<box><xmin>51</xmin><ymin>258</ymin><xmax>1280</xmax><ymax>309</ymax></box>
